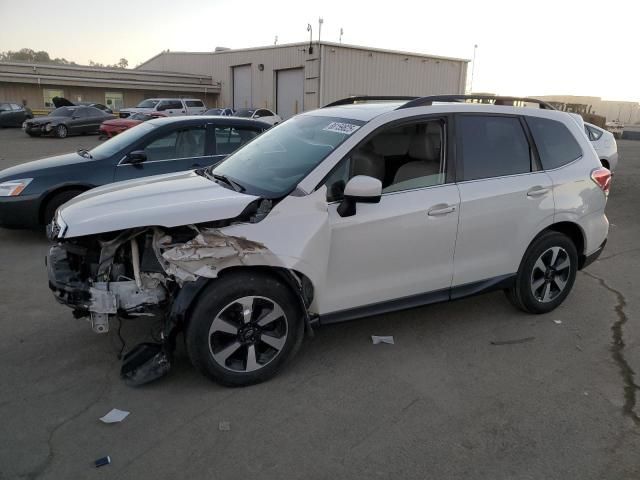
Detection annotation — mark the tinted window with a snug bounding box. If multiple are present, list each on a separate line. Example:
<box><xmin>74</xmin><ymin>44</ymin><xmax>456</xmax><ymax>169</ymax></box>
<box><xmin>167</xmin><ymin>100</ymin><xmax>183</xmax><ymax>109</ymax></box>
<box><xmin>90</xmin><ymin>122</ymin><xmax>156</xmax><ymax>159</ymax></box>
<box><xmin>458</xmin><ymin>115</ymin><xmax>531</xmax><ymax>181</ymax></box>
<box><xmin>0</xmin><ymin>103</ymin><xmax>9</xmax><ymax>111</ymax></box>
<box><xmin>10</xmin><ymin>104</ymin><xmax>22</xmax><ymax>111</ymax></box>
<box><xmin>86</xmin><ymin>107</ymin><xmax>104</xmax><ymax>116</ymax></box>
<box><xmin>186</xmin><ymin>100</ymin><xmax>204</xmax><ymax>107</ymax></box>
<box><xmin>51</xmin><ymin>107</ymin><xmax>72</xmax><ymax>117</ymax></box>
<box><xmin>586</xmin><ymin>125</ymin><xmax>603</xmax><ymax>141</ymax></box>
<box><xmin>527</xmin><ymin>117</ymin><xmax>583</xmax><ymax>170</ymax></box>
<box><xmin>235</xmin><ymin>109</ymin><xmax>255</xmax><ymax>118</ymax></box>
<box><xmin>73</xmin><ymin>108</ymin><xmax>90</xmax><ymax>118</ymax></box>
<box><xmin>215</xmin><ymin>127</ymin><xmax>261</xmax><ymax>155</ymax></box>
<box><xmin>137</xmin><ymin>99</ymin><xmax>159</xmax><ymax>108</ymax></box>
<box><xmin>143</xmin><ymin>126</ymin><xmax>206</xmax><ymax>161</ymax></box>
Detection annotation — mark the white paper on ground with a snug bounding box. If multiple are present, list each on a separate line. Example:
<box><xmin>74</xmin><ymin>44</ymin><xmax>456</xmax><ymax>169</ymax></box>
<box><xmin>371</xmin><ymin>336</ymin><xmax>395</xmax><ymax>345</ymax></box>
<box><xmin>99</xmin><ymin>408</ymin><xmax>130</xmax><ymax>424</ymax></box>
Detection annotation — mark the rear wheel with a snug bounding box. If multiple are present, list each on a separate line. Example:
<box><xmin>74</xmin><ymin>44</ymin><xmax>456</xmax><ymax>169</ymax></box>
<box><xmin>505</xmin><ymin>231</ymin><xmax>578</xmax><ymax>314</ymax></box>
<box><xmin>43</xmin><ymin>189</ymin><xmax>84</xmax><ymax>225</ymax></box>
<box><xmin>186</xmin><ymin>271</ymin><xmax>304</xmax><ymax>386</ymax></box>
<box><xmin>55</xmin><ymin>124</ymin><xmax>68</xmax><ymax>138</ymax></box>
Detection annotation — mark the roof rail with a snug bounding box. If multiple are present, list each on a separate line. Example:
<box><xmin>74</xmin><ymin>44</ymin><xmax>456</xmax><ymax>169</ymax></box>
<box><xmin>397</xmin><ymin>94</ymin><xmax>556</xmax><ymax>110</ymax></box>
<box><xmin>324</xmin><ymin>96</ymin><xmax>418</xmax><ymax>108</ymax></box>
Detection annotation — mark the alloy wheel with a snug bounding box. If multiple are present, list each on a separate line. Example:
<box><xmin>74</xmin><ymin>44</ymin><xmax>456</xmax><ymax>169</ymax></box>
<box><xmin>208</xmin><ymin>296</ymin><xmax>288</xmax><ymax>373</ymax></box>
<box><xmin>530</xmin><ymin>246</ymin><xmax>571</xmax><ymax>303</ymax></box>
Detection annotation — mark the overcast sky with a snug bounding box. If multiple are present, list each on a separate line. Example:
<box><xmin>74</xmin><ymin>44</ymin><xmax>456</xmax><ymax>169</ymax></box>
<box><xmin>1</xmin><ymin>0</ymin><xmax>638</xmax><ymax>101</ymax></box>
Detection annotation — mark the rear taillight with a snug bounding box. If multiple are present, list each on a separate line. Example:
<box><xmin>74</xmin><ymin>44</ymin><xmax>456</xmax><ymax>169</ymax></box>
<box><xmin>591</xmin><ymin>167</ymin><xmax>611</xmax><ymax>195</ymax></box>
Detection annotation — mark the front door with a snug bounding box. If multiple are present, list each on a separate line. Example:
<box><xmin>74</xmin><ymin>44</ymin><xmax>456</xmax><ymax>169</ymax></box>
<box><xmin>114</xmin><ymin>124</ymin><xmax>214</xmax><ymax>181</ymax></box>
<box><xmin>318</xmin><ymin>118</ymin><xmax>461</xmax><ymax>314</ymax></box>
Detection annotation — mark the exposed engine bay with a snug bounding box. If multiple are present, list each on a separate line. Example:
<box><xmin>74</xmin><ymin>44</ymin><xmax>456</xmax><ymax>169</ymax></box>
<box><xmin>46</xmin><ymin>197</ymin><xmax>314</xmax><ymax>386</ymax></box>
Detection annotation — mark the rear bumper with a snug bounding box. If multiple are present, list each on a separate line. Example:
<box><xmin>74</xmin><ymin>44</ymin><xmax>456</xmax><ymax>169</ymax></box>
<box><xmin>0</xmin><ymin>194</ymin><xmax>41</xmax><ymax>229</ymax></box>
<box><xmin>580</xmin><ymin>239</ymin><xmax>607</xmax><ymax>269</ymax></box>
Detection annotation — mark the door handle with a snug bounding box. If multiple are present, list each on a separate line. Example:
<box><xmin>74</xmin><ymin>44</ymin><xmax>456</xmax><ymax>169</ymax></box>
<box><xmin>428</xmin><ymin>204</ymin><xmax>456</xmax><ymax>216</ymax></box>
<box><xmin>527</xmin><ymin>186</ymin><xmax>550</xmax><ymax>197</ymax></box>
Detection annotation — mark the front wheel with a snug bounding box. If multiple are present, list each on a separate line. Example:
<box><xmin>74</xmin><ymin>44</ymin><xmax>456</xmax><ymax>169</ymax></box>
<box><xmin>505</xmin><ymin>231</ymin><xmax>578</xmax><ymax>314</ymax></box>
<box><xmin>186</xmin><ymin>271</ymin><xmax>304</xmax><ymax>386</ymax></box>
<box><xmin>55</xmin><ymin>124</ymin><xmax>68</xmax><ymax>138</ymax></box>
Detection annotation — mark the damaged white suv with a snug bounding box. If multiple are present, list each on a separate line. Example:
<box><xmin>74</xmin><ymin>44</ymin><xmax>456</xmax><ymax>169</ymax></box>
<box><xmin>47</xmin><ymin>95</ymin><xmax>611</xmax><ymax>386</ymax></box>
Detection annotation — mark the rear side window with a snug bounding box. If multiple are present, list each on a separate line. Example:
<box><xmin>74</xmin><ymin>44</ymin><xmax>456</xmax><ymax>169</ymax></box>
<box><xmin>585</xmin><ymin>125</ymin><xmax>603</xmax><ymax>141</ymax></box>
<box><xmin>186</xmin><ymin>100</ymin><xmax>204</xmax><ymax>108</ymax></box>
<box><xmin>457</xmin><ymin>115</ymin><xmax>531</xmax><ymax>181</ymax></box>
<box><xmin>527</xmin><ymin>117</ymin><xmax>583</xmax><ymax>170</ymax></box>
<box><xmin>215</xmin><ymin>127</ymin><xmax>260</xmax><ymax>155</ymax></box>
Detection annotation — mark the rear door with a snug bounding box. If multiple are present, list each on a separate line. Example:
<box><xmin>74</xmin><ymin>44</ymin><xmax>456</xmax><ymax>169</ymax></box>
<box><xmin>114</xmin><ymin>123</ymin><xmax>214</xmax><ymax>181</ymax></box>
<box><xmin>69</xmin><ymin>107</ymin><xmax>91</xmax><ymax>133</ymax></box>
<box><xmin>84</xmin><ymin>107</ymin><xmax>108</xmax><ymax>132</ymax></box>
<box><xmin>185</xmin><ymin>100</ymin><xmax>206</xmax><ymax>115</ymax></box>
<box><xmin>452</xmin><ymin>114</ymin><xmax>554</xmax><ymax>289</ymax></box>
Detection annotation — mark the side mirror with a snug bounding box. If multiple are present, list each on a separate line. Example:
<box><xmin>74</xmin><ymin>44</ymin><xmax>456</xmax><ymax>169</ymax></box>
<box><xmin>337</xmin><ymin>175</ymin><xmax>382</xmax><ymax>217</ymax></box>
<box><xmin>126</xmin><ymin>150</ymin><xmax>147</xmax><ymax>165</ymax></box>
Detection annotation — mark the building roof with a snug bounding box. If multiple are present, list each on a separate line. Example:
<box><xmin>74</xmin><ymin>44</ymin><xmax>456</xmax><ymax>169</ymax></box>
<box><xmin>137</xmin><ymin>41</ymin><xmax>469</xmax><ymax>71</ymax></box>
<box><xmin>0</xmin><ymin>61</ymin><xmax>220</xmax><ymax>93</ymax></box>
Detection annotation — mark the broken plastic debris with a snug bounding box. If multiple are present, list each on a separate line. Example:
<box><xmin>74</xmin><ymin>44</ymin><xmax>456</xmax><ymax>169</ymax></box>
<box><xmin>94</xmin><ymin>456</ymin><xmax>111</xmax><ymax>468</ymax></box>
<box><xmin>553</xmin><ymin>320</ymin><xmax>563</xmax><ymax>325</ymax></box>
<box><xmin>99</xmin><ymin>409</ymin><xmax>130</xmax><ymax>424</ymax></box>
<box><xmin>371</xmin><ymin>336</ymin><xmax>394</xmax><ymax>345</ymax></box>
<box><xmin>219</xmin><ymin>421</ymin><xmax>231</xmax><ymax>431</ymax></box>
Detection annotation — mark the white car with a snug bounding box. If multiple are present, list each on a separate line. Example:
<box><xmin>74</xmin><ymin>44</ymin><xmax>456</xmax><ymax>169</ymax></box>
<box><xmin>234</xmin><ymin>108</ymin><xmax>282</xmax><ymax>125</ymax></box>
<box><xmin>585</xmin><ymin>122</ymin><xmax>619</xmax><ymax>171</ymax></box>
<box><xmin>47</xmin><ymin>95</ymin><xmax>610</xmax><ymax>387</ymax></box>
<box><xmin>119</xmin><ymin>98</ymin><xmax>207</xmax><ymax>118</ymax></box>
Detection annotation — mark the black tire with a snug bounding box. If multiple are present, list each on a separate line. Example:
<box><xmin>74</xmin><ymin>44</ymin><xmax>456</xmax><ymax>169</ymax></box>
<box><xmin>186</xmin><ymin>271</ymin><xmax>304</xmax><ymax>387</ymax></box>
<box><xmin>55</xmin><ymin>124</ymin><xmax>68</xmax><ymax>138</ymax></box>
<box><xmin>505</xmin><ymin>231</ymin><xmax>578</xmax><ymax>314</ymax></box>
<box><xmin>43</xmin><ymin>189</ymin><xmax>84</xmax><ymax>226</ymax></box>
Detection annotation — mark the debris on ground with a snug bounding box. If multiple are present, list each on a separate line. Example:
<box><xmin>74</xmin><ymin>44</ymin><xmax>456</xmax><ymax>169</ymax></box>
<box><xmin>94</xmin><ymin>456</ymin><xmax>111</xmax><ymax>468</ymax></box>
<box><xmin>219</xmin><ymin>421</ymin><xmax>231</xmax><ymax>431</ymax></box>
<box><xmin>553</xmin><ymin>320</ymin><xmax>563</xmax><ymax>325</ymax></box>
<box><xmin>99</xmin><ymin>409</ymin><xmax>130</xmax><ymax>424</ymax></box>
<box><xmin>371</xmin><ymin>336</ymin><xmax>395</xmax><ymax>345</ymax></box>
<box><xmin>490</xmin><ymin>336</ymin><xmax>535</xmax><ymax>346</ymax></box>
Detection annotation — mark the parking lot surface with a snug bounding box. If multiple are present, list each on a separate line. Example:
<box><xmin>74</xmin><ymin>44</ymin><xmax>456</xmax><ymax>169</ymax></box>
<box><xmin>1</xmin><ymin>127</ymin><xmax>639</xmax><ymax>479</ymax></box>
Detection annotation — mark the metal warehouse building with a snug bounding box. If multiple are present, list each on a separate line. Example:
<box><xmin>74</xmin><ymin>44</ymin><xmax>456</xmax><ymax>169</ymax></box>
<box><xmin>137</xmin><ymin>42</ymin><xmax>469</xmax><ymax>119</ymax></box>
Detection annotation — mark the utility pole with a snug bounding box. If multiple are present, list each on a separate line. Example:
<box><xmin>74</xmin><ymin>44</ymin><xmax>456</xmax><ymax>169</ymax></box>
<box><xmin>274</xmin><ymin>35</ymin><xmax>278</xmax><ymax>46</ymax></box>
<box><xmin>470</xmin><ymin>44</ymin><xmax>478</xmax><ymax>93</ymax></box>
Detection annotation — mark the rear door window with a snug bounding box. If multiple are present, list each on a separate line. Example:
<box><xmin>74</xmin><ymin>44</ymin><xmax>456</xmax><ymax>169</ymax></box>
<box><xmin>457</xmin><ymin>115</ymin><xmax>532</xmax><ymax>181</ymax></box>
<box><xmin>186</xmin><ymin>100</ymin><xmax>204</xmax><ymax>108</ymax></box>
<box><xmin>526</xmin><ymin>117</ymin><xmax>583</xmax><ymax>170</ymax></box>
<box><xmin>215</xmin><ymin>127</ymin><xmax>261</xmax><ymax>155</ymax></box>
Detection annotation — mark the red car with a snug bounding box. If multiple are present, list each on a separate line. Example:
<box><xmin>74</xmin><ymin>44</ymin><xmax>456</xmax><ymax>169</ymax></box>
<box><xmin>99</xmin><ymin>111</ymin><xmax>166</xmax><ymax>138</ymax></box>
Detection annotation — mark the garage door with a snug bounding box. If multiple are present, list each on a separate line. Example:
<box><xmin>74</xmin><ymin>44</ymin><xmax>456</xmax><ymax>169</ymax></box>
<box><xmin>276</xmin><ymin>68</ymin><xmax>304</xmax><ymax>120</ymax></box>
<box><xmin>233</xmin><ymin>65</ymin><xmax>252</xmax><ymax>110</ymax></box>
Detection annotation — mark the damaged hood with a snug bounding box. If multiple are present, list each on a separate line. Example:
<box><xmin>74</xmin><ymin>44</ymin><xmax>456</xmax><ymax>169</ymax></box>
<box><xmin>58</xmin><ymin>171</ymin><xmax>259</xmax><ymax>238</ymax></box>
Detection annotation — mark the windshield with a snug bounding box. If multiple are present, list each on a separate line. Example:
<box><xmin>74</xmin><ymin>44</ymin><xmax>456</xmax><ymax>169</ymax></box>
<box><xmin>89</xmin><ymin>122</ymin><xmax>156</xmax><ymax>159</ymax></box>
<box><xmin>50</xmin><ymin>107</ymin><xmax>72</xmax><ymax>117</ymax></box>
<box><xmin>234</xmin><ymin>109</ymin><xmax>255</xmax><ymax>118</ymax></box>
<box><xmin>137</xmin><ymin>99</ymin><xmax>160</xmax><ymax>108</ymax></box>
<box><xmin>211</xmin><ymin>115</ymin><xmax>365</xmax><ymax>197</ymax></box>
<box><xmin>129</xmin><ymin>112</ymin><xmax>150</xmax><ymax>121</ymax></box>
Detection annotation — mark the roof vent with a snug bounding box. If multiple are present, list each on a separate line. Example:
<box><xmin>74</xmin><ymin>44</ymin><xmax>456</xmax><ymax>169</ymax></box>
<box><xmin>214</xmin><ymin>47</ymin><xmax>231</xmax><ymax>52</ymax></box>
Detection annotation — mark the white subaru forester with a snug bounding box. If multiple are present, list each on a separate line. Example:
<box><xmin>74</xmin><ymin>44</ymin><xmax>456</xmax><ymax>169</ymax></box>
<box><xmin>47</xmin><ymin>95</ymin><xmax>611</xmax><ymax>386</ymax></box>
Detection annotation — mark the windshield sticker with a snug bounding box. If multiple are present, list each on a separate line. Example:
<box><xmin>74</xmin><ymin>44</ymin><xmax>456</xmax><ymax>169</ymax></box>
<box><xmin>323</xmin><ymin>122</ymin><xmax>361</xmax><ymax>135</ymax></box>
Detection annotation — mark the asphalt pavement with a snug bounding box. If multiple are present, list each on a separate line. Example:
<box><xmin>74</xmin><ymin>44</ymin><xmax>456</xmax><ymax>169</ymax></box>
<box><xmin>0</xmin><ymin>128</ymin><xmax>638</xmax><ymax>479</ymax></box>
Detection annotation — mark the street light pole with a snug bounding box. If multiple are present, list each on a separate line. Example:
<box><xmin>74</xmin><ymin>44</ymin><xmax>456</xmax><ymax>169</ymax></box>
<box><xmin>470</xmin><ymin>44</ymin><xmax>478</xmax><ymax>93</ymax></box>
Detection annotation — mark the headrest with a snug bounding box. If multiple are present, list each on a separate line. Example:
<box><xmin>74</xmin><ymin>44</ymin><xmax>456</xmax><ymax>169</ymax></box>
<box><xmin>370</xmin><ymin>133</ymin><xmax>411</xmax><ymax>156</ymax></box>
<box><xmin>408</xmin><ymin>123</ymin><xmax>441</xmax><ymax>161</ymax></box>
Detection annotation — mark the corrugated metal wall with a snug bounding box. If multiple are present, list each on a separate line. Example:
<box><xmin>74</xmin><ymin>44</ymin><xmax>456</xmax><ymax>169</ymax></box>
<box><xmin>320</xmin><ymin>45</ymin><xmax>467</xmax><ymax>105</ymax></box>
<box><xmin>139</xmin><ymin>44</ymin><xmax>468</xmax><ymax>113</ymax></box>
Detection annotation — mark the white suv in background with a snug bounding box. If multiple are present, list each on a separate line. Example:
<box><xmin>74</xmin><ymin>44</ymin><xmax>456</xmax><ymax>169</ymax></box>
<box><xmin>585</xmin><ymin>122</ymin><xmax>619</xmax><ymax>171</ymax></box>
<box><xmin>119</xmin><ymin>98</ymin><xmax>207</xmax><ymax>118</ymax></box>
<box><xmin>47</xmin><ymin>95</ymin><xmax>611</xmax><ymax>387</ymax></box>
